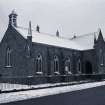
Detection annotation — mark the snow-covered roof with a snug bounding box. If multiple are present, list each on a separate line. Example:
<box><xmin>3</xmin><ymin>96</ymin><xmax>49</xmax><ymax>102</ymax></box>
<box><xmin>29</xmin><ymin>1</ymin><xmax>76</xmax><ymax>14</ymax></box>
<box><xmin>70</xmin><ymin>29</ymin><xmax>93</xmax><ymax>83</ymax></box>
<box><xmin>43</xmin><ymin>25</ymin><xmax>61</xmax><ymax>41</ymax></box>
<box><xmin>14</xmin><ymin>26</ymin><xmax>85</xmax><ymax>51</ymax></box>
<box><xmin>14</xmin><ymin>26</ymin><xmax>100</xmax><ymax>51</ymax></box>
<box><xmin>70</xmin><ymin>32</ymin><xmax>99</xmax><ymax>50</ymax></box>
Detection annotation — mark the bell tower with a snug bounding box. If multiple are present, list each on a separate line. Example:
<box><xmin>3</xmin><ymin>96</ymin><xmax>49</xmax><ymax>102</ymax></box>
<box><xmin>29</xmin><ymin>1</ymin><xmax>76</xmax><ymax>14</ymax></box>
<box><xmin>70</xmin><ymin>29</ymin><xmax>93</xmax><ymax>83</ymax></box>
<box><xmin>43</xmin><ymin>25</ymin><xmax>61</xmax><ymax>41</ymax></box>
<box><xmin>8</xmin><ymin>10</ymin><xmax>18</xmax><ymax>27</ymax></box>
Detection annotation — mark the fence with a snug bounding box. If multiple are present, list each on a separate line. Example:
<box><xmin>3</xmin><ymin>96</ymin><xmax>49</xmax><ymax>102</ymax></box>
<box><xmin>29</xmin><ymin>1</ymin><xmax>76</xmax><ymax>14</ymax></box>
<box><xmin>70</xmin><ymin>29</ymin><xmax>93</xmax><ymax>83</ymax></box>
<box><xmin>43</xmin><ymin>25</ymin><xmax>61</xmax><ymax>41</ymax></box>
<box><xmin>0</xmin><ymin>74</ymin><xmax>105</xmax><ymax>92</ymax></box>
<box><xmin>0</xmin><ymin>83</ymin><xmax>30</xmax><ymax>91</ymax></box>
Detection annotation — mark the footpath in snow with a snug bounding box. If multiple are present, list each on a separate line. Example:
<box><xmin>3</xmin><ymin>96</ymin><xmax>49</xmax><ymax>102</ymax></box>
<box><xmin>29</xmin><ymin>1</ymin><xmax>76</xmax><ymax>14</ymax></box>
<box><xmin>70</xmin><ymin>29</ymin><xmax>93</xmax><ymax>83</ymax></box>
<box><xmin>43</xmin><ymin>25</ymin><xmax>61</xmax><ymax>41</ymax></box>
<box><xmin>1</xmin><ymin>81</ymin><xmax>105</xmax><ymax>104</ymax></box>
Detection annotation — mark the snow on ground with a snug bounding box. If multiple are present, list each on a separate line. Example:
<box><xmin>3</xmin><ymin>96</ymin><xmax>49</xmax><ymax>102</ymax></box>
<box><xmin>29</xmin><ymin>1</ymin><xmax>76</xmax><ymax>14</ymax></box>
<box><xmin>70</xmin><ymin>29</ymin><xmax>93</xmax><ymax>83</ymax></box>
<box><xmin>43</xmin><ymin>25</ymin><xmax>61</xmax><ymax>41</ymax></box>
<box><xmin>0</xmin><ymin>81</ymin><xmax>86</xmax><ymax>91</ymax></box>
<box><xmin>1</xmin><ymin>81</ymin><xmax>105</xmax><ymax>104</ymax></box>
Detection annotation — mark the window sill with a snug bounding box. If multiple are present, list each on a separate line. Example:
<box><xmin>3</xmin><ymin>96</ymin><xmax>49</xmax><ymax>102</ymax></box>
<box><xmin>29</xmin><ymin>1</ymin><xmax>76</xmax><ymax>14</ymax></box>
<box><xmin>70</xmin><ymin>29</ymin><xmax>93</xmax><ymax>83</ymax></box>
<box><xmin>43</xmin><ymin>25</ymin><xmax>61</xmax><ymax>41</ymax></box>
<box><xmin>54</xmin><ymin>72</ymin><xmax>60</xmax><ymax>75</ymax></box>
<box><xmin>100</xmin><ymin>64</ymin><xmax>104</xmax><ymax>66</ymax></box>
<box><xmin>36</xmin><ymin>72</ymin><xmax>43</xmax><ymax>75</ymax></box>
<box><xmin>65</xmin><ymin>70</ymin><xmax>72</xmax><ymax>74</ymax></box>
<box><xmin>67</xmin><ymin>72</ymin><xmax>72</xmax><ymax>75</ymax></box>
<box><xmin>27</xmin><ymin>76</ymin><xmax>33</xmax><ymax>78</ymax></box>
<box><xmin>78</xmin><ymin>71</ymin><xmax>82</xmax><ymax>74</ymax></box>
<box><xmin>5</xmin><ymin>66</ymin><xmax>12</xmax><ymax>68</ymax></box>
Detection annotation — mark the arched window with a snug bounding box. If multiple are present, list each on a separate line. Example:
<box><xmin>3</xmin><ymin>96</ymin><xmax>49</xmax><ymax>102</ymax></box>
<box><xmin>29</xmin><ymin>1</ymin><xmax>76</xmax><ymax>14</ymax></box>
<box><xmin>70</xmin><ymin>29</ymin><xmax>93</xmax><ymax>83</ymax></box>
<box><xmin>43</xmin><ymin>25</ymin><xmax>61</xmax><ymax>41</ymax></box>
<box><xmin>104</xmin><ymin>54</ymin><xmax>105</xmax><ymax>65</ymax></box>
<box><xmin>77</xmin><ymin>59</ymin><xmax>81</xmax><ymax>73</ymax></box>
<box><xmin>6</xmin><ymin>48</ymin><xmax>12</xmax><ymax>67</ymax></box>
<box><xmin>27</xmin><ymin>45</ymin><xmax>31</xmax><ymax>57</ymax></box>
<box><xmin>65</xmin><ymin>57</ymin><xmax>72</xmax><ymax>74</ymax></box>
<box><xmin>99</xmin><ymin>49</ymin><xmax>104</xmax><ymax>66</ymax></box>
<box><xmin>36</xmin><ymin>54</ymin><xmax>43</xmax><ymax>74</ymax></box>
<box><xmin>53</xmin><ymin>56</ymin><xmax>59</xmax><ymax>74</ymax></box>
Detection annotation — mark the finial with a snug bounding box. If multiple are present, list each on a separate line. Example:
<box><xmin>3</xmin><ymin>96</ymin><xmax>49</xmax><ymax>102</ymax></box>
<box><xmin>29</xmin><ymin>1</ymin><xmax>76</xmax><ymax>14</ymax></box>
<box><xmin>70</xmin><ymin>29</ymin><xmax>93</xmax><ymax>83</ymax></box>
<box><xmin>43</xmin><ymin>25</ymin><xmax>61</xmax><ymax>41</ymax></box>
<box><xmin>97</xmin><ymin>28</ymin><xmax>103</xmax><ymax>36</ymax></box>
<box><xmin>56</xmin><ymin>30</ymin><xmax>59</xmax><ymax>37</ymax></box>
<box><xmin>28</xmin><ymin>21</ymin><xmax>32</xmax><ymax>36</ymax></box>
<box><xmin>98</xmin><ymin>28</ymin><xmax>101</xmax><ymax>34</ymax></box>
<box><xmin>97</xmin><ymin>28</ymin><xmax>103</xmax><ymax>41</ymax></box>
<box><xmin>11</xmin><ymin>9</ymin><xmax>17</xmax><ymax>15</ymax></box>
<box><xmin>73</xmin><ymin>33</ymin><xmax>76</xmax><ymax>38</ymax></box>
<box><xmin>94</xmin><ymin>32</ymin><xmax>97</xmax><ymax>44</ymax></box>
<box><xmin>12</xmin><ymin>9</ymin><xmax>15</xmax><ymax>13</ymax></box>
<box><xmin>36</xmin><ymin>25</ymin><xmax>40</xmax><ymax>32</ymax></box>
<box><xmin>98</xmin><ymin>28</ymin><xmax>101</xmax><ymax>31</ymax></box>
<box><xmin>94</xmin><ymin>32</ymin><xmax>96</xmax><ymax>38</ymax></box>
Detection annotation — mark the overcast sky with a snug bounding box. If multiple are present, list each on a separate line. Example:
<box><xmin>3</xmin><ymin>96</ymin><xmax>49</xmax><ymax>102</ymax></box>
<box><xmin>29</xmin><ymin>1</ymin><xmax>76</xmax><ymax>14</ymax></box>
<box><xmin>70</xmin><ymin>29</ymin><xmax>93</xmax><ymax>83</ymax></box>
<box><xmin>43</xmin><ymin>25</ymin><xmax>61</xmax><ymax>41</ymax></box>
<box><xmin>0</xmin><ymin>0</ymin><xmax>105</xmax><ymax>38</ymax></box>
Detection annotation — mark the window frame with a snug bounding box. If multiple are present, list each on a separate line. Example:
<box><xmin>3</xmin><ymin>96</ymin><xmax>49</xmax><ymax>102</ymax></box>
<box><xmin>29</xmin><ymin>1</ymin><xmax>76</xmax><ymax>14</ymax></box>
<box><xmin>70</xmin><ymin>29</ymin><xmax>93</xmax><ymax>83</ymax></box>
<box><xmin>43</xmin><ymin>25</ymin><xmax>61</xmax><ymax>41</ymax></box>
<box><xmin>99</xmin><ymin>49</ymin><xmax>104</xmax><ymax>66</ymax></box>
<box><xmin>53</xmin><ymin>55</ymin><xmax>60</xmax><ymax>75</ymax></box>
<box><xmin>35</xmin><ymin>54</ymin><xmax>43</xmax><ymax>74</ymax></box>
<box><xmin>65</xmin><ymin>57</ymin><xmax>72</xmax><ymax>74</ymax></box>
<box><xmin>77</xmin><ymin>59</ymin><xmax>82</xmax><ymax>74</ymax></box>
<box><xmin>6</xmin><ymin>47</ymin><xmax>12</xmax><ymax>67</ymax></box>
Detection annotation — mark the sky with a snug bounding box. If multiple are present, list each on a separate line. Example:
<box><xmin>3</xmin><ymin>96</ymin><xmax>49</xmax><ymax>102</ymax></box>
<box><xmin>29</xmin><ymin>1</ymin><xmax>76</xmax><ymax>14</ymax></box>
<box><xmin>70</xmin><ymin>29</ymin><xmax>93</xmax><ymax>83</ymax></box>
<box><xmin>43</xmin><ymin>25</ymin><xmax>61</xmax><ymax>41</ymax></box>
<box><xmin>0</xmin><ymin>0</ymin><xmax>105</xmax><ymax>39</ymax></box>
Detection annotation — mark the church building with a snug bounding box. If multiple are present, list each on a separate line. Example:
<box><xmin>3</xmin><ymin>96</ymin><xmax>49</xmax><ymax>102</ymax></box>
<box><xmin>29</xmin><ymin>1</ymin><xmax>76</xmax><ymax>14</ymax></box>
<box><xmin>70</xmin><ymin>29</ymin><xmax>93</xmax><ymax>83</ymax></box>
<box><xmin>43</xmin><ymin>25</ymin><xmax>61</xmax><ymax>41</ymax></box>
<box><xmin>0</xmin><ymin>10</ymin><xmax>105</xmax><ymax>84</ymax></box>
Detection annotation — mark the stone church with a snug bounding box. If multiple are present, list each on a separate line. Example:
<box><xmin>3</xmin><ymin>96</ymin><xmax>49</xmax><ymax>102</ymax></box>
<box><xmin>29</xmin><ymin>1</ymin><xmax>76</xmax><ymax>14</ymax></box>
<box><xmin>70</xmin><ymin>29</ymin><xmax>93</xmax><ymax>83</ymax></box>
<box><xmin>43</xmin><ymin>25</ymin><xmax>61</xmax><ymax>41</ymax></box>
<box><xmin>0</xmin><ymin>10</ymin><xmax>105</xmax><ymax>84</ymax></box>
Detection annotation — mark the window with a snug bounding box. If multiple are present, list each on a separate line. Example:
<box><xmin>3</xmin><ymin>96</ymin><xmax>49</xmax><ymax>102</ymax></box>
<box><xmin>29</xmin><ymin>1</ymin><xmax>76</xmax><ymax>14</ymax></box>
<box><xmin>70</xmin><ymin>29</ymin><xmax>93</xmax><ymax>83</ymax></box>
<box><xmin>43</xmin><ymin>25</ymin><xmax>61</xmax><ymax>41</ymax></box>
<box><xmin>36</xmin><ymin>54</ymin><xmax>43</xmax><ymax>74</ymax></box>
<box><xmin>104</xmin><ymin>54</ymin><xmax>105</xmax><ymax>65</ymax></box>
<box><xmin>27</xmin><ymin>45</ymin><xmax>31</xmax><ymax>57</ymax></box>
<box><xmin>77</xmin><ymin>59</ymin><xmax>81</xmax><ymax>73</ymax></box>
<box><xmin>53</xmin><ymin>56</ymin><xmax>59</xmax><ymax>74</ymax></box>
<box><xmin>99</xmin><ymin>49</ymin><xmax>104</xmax><ymax>66</ymax></box>
<box><xmin>65</xmin><ymin>57</ymin><xmax>72</xmax><ymax>74</ymax></box>
<box><xmin>6</xmin><ymin>48</ymin><xmax>12</xmax><ymax>67</ymax></box>
<box><xmin>27</xmin><ymin>45</ymin><xmax>30</xmax><ymax>52</ymax></box>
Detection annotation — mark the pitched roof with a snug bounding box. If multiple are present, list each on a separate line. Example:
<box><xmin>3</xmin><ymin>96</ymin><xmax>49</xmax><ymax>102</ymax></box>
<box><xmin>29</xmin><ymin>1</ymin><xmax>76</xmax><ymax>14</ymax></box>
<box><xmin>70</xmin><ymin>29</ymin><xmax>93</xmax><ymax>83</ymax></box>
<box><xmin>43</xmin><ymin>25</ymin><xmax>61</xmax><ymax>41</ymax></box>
<box><xmin>14</xmin><ymin>26</ymin><xmax>85</xmax><ymax>51</ymax></box>
<box><xmin>70</xmin><ymin>32</ymin><xmax>99</xmax><ymax>50</ymax></box>
<box><xmin>13</xmin><ymin>26</ymin><xmax>100</xmax><ymax>51</ymax></box>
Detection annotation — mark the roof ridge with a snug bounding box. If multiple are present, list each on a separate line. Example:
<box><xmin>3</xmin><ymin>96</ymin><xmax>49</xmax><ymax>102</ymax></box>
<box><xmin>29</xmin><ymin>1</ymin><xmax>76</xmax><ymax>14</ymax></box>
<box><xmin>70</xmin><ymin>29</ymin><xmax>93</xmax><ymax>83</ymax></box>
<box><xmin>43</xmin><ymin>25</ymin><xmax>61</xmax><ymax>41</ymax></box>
<box><xmin>70</xmin><ymin>32</ymin><xmax>98</xmax><ymax>40</ymax></box>
<box><xmin>17</xmin><ymin>26</ymin><xmax>72</xmax><ymax>40</ymax></box>
<box><xmin>17</xmin><ymin>26</ymin><xmax>29</xmax><ymax>30</ymax></box>
<box><xmin>13</xmin><ymin>26</ymin><xmax>93</xmax><ymax>50</ymax></box>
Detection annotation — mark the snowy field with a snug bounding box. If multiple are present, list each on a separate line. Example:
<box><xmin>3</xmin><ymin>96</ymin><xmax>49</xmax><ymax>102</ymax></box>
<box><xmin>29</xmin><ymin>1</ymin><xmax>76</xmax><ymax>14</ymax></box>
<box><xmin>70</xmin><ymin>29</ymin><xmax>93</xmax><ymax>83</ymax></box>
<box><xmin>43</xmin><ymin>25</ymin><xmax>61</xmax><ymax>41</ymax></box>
<box><xmin>1</xmin><ymin>81</ymin><xmax>105</xmax><ymax>104</ymax></box>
